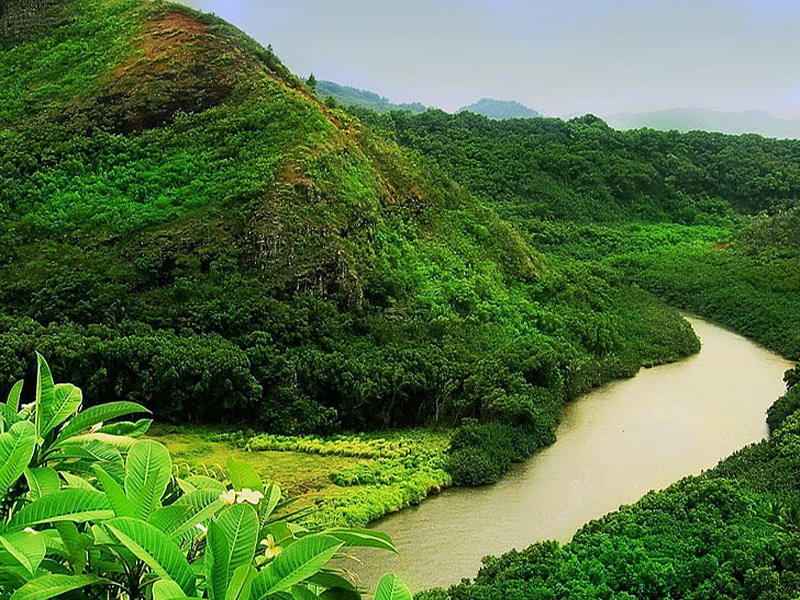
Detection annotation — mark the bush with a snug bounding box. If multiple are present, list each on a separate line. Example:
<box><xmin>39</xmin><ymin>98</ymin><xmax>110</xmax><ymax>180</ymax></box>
<box><xmin>767</xmin><ymin>387</ymin><xmax>800</xmax><ymax>435</ymax></box>
<box><xmin>446</xmin><ymin>422</ymin><xmax>549</xmax><ymax>486</ymax></box>
<box><xmin>0</xmin><ymin>355</ymin><xmax>413</xmax><ymax>600</ymax></box>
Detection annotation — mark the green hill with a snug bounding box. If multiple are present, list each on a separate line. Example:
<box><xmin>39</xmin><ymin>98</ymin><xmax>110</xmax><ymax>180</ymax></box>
<box><xmin>459</xmin><ymin>98</ymin><xmax>540</xmax><ymax>120</ymax></box>
<box><xmin>355</xmin><ymin>109</ymin><xmax>800</xmax><ymax>224</ymax></box>
<box><xmin>316</xmin><ymin>80</ymin><xmax>429</xmax><ymax>114</ymax></box>
<box><xmin>0</xmin><ymin>0</ymin><xmax>695</xmax><ymax>444</ymax></box>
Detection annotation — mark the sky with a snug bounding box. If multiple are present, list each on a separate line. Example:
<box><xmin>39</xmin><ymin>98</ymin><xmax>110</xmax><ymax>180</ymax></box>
<box><xmin>177</xmin><ymin>0</ymin><xmax>800</xmax><ymax>119</ymax></box>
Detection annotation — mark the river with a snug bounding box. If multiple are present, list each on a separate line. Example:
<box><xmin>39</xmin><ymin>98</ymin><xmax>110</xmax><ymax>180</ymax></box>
<box><xmin>354</xmin><ymin>316</ymin><xmax>794</xmax><ymax>591</ymax></box>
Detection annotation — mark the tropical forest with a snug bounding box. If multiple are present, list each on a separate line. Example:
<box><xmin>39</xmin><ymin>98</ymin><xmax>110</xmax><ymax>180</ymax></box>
<box><xmin>0</xmin><ymin>0</ymin><xmax>798</xmax><ymax>598</ymax></box>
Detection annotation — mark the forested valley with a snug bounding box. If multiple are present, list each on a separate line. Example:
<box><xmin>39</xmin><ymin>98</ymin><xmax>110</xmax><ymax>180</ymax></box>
<box><xmin>0</xmin><ymin>0</ymin><xmax>798</xmax><ymax>598</ymax></box>
<box><xmin>345</xmin><ymin>83</ymin><xmax>800</xmax><ymax>600</ymax></box>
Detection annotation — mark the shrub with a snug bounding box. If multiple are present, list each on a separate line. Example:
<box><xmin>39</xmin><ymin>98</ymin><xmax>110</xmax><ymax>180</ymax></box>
<box><xmin>0</xmin><ymin>356</ymin><xmax>413</xmax><ymax>600</ymax></box>
<box><xmin>445</xmin><ymin>422</ymin><xmax>549</xmax><ymax>486</ymax></box>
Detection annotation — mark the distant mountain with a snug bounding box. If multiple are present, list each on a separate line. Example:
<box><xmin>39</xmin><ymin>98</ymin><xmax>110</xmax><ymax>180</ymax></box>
<box><xmin>316</xmin><ymin>80</ymin><xmax>429</xmax><ymax>113</ymax></box>
<box><xmin>459</xmin><ymin>98</ymin><xmax>540</xmax><ymax>120</ymax></box>
<box><xmin>604</xmin><ymin>108</ymin><xmax>800</xmax><ymax>140</ymax></box>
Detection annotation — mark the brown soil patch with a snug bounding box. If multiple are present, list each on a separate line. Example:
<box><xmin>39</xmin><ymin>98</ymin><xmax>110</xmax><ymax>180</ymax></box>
<box><xmin>89</xmin><ymin>8</ymin><xmax>251</xmax><ymax>133</ymax></box>
<box><xmin>114</xmin><ymin>11</ymin><xmax>208</xmax><ymax>78</ymax></box>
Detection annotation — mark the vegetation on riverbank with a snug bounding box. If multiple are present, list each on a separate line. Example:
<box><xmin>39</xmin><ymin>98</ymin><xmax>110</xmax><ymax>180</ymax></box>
<box><xmin>518</xmin><ymin>214</ymin><xmax>800</xmax><ymax>361</ymax></box>
<box><xmin>149</xmin><ymin>426</ymin><xmax>451</xmax><ymax>528</ymax></box>
<box><xmin>0</xmin><ymin>0</ymin><xmax>700</xmax><ymax>494</ymax></box>
<box><xmin>0</xmin><ymin>355</ymin><xmax>414</xmax><ymax>600</ymax></box>
<box><xmin>418</xmin><ymin>368</ymin><xmax>800</xmax><ymax>600</ymax></box>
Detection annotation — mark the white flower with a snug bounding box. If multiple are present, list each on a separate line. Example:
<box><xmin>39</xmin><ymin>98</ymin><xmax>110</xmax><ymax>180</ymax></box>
<box><xmin>260</xmin><ymin>534</ymin><xmax>282</xmax><ymax>559</ymax></box>
<box><xmin>195</xmin><ymin>523</ymin><xmax>208</xmax><ymax>536</ymax></box>
<box><xmin>219</xmin><ymin>489</ymin><xmax>237</xmax><ymax>505</ymax></box>
<box><xmin>236</xmin><ymin>489</ymin><xmax>264</xmax><ymax>505</ymax></box>
<box><xmin>22</xmin><ymin>527</ymin><xmax>38</xmax><ymax>534</ymax></box>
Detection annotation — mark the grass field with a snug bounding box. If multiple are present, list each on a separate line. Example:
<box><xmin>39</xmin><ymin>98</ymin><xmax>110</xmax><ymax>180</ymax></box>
<box><xmin>148</xmin><ymin>425</ymin><xmax>453</xmax><ymax>527</ymax></box>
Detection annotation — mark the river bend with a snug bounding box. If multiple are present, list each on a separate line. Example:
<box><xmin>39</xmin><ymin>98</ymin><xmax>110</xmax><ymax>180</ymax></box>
<box><xmin>356</xmin><ymin>316</ymin><xmax>794</xmax><ymax>590</ymax></box>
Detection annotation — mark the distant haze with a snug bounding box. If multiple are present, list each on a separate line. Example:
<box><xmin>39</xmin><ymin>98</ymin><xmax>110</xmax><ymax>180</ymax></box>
<box><xmin>177</xmin><ymin>0</ymin><xmax>800</xmax><ymax>120</ymax></box>
<box><xmin>605</xmin><ymin>108</ymin><xmax>800</xmax><ymax>139</ymax></box>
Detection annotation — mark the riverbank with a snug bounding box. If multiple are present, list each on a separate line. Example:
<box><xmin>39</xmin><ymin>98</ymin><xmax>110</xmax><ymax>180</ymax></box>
<box><xmin>149</xmin><ymin>309</ymin><xmax>702</xmax><ymax>530</ymax></box>
<box><xmin>354</xmin><ymin>316</ymin><xmax>794</xmax><ymax>591</ymax></box>
<box><xmin>148</xmin><ymin>426</ymin><xmax>452</xmax><ymax>527</ymax></box>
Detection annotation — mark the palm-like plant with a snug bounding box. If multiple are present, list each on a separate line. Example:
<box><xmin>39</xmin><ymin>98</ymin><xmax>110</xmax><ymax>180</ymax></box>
<box><xmin>0</xmin><ymin>356</ymin><xmax>412</xmax><ymax>600</ymax></box>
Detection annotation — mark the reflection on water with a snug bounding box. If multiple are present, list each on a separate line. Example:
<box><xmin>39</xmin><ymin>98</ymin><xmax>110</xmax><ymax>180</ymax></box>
<box><xmin>353</xmin><ymin>317</ymin><xmax>794</xmax><ymax>591</ymax></box>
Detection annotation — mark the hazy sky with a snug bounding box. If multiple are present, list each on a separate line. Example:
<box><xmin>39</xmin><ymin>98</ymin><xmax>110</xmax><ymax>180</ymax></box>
<box><xmin>178</xmin><ymin>0</ymin><xmax>800</xmax><ymax>118</ymax></box>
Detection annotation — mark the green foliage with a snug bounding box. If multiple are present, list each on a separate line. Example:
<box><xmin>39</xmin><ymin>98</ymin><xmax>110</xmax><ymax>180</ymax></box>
<box><xmin>445</xmin><ymin>422</ymin><xmax>551</xmax><ymax>486</ymax></box>
<box><xmin>375</xmin><ymin>574</ymin><xmax>413</xmax><ymax>600</ymax></box>
<box><xmin>230</xmin><ymin>429</ymin><xmax>451</xmax><ymax>527</ymax></box>
<box><xmin>601</xmin><ymin>216</ymin><xmax>800</xmax><ymax>361</ymax></box>
<box><xmin>360</xmin><ymin>109</ymin><xmax>800</xmax><ymax>225</ymax></box>
<box><xmin>0</xmin><ymin>0</ymin><xmax>700</xmax><ymax>448</ymax></box>
<box><xmin>0</xmin><ymin>359</ymin><xmax>410</xmax><ymax>599</ymax></box>
<box><xmin>418</xmin><ymin>375</ymin><xmax>800</xmax><ymax>600</ymax></box>
<box><xmin>768</xmin><ymin>386</ymin><xmax>800</xmax><ymax>434</ymax></box>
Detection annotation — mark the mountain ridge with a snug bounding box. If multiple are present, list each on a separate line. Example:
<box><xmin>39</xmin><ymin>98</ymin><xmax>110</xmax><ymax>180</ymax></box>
<box><xmin>604</xmin><ymin>107</ymin><xmax>800</xmax><ymax>139</ymax></box>
<box><xmin>459</xmin><ymin>98</ymin><xmax>541</xmax><ymax>119</ymax></box>
<box><xmin>0</xmin><ymin>0</ymin><xmax>697</xmax><ymax>441</ymax></box>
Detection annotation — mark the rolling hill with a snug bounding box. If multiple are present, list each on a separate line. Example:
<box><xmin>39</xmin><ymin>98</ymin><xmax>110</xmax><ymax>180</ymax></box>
<box><xmin>0</xmin><ymin>0</ymin><xmax>696</xmax><ymax>440</ymax></box>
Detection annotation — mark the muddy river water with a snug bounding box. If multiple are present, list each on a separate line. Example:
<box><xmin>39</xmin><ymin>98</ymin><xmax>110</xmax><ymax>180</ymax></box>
<box><xmin>355</xmin><ymin>316</ymin><xmax>794</xmax><ymax>591</ymax></box>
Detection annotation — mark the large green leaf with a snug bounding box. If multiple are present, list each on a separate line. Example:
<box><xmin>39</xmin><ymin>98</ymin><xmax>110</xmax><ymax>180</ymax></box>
<box><xmin>153</xmin><ymin>580</ymin><xmax>188</xmax><ymax>600</ymax></box>
<box><xmin>0</xmin><ymin>531</ymin><xmax>46</xmax><ymax>576</ymax></box>
<box><xmin>6</xmin><ymin>380</ymin><xmax>23</xmax><ymax>413</ymax></box>
<box><xmin>217</xmin><ymin>504</ymin><xmax>259</xmax><ymax>574</ymax></box>
<box><xmin>185</xmin><ymin>475</ymin><xmax>227</xmax><ymax>493</ymax></box>
<box><xmin>205</xmin><ymin>521</ymin><xmax>230</xmax><ymax>600</ymax></box>
<box><xmin>326</xmin><ymin>529</ymin><xmax>397</xmax><ymax>553</ymax></box>
<box><xmin>290</xmin><ymin>585</ymin><xmax>321</xmax><ymax>600</ymax></box>
<box><xmin>36</xmin><ymin>354</ymin><xmax>81</xmax><ymax>440</ymax></box>
<box><xmin>97</xmin><ymin>418</ymin><xmax>153</xmax><ymax>438</ymax></box>
<box><xmin>0</xmin><ymin>421</ymin><xmax>36</xmax><ymax>499</ymax></box>
<box><xmin>9</xmin><ymin>489</ymin><xmax>113</xmax><ymax>531</ymax></box>
<box><xmin>53</xmin><ymin>438</ymin><xmax>123</xmax><ymax>464</ymax></box>
<box><xmin>0</xmin><ymin>381</ymin><xmax>23</xmax><ymax>431</ymax></box>
<box><xmin>250</xmin><ymin>535</ymin><xmax>343</xmax><ymax>599</ymax></box>
<box><xmin>124</xmin><ymin>440</ymin><xmax>171</xmax><ymax>521</ymax></box>
<box><xmin>169</xmin><ymin>490</ymin><xmax>224</xmax><ymax>541</ymax></box>
<box><xmin>23</xmin><ymin>468</ymin><xmax>60</xmax><ymax>501</ymax></box>
<box><xmin>149</xmin><ymin>505</ymin><xmax>193</xmax><ymax>536</ymax></box>
<box><xmin>33</xmin><ymin>354</ymin><xmax>55</xmax><ymax>442</ymax></box>
<box><xmin>59</xmin><ymin>470</ymin><xmax>98</xmax><ymax>490</ymax></box>
<box><xmin>105</xmin><ymin>517</ymin><xmax>196</xmax><ymax>595</ymax></box>
<box><xmin>225</xmin><ymin>564</ymin><xmax>256</xmax><ymax>600</ymax></box>
<box><xmin>67</xmin><ymin>432</ymin><xmax>138</xmax><ymax>453</ymax></box>
<box><xmin>305</xmin><ymin>573</ymin><xmax>356</xmax><ymax>593</ymax></box>
<box><xmin>54</xmin><ymin>522</ymin><xmax>88</xmax><ymax>574</ymax></box>
<box><xmin>93</xmin><ymin>465</ymin><xmax>135</xmax><ymax>518</ymax></box>
<box><xmin>55</xmin><ymin>401</ymin><xmax>149</xmax><ymax>445</ymax></box>
<box><xmin>374</xmin><ymin>574</ymin><xmax>412</xmax><ymax>600</ymax></box>
<box><xmin>260</xmin><ymin>483</ymin><xmax>282</xmax><ymax>523</ymax></box>
<box><xmin>9</xmin><ymin>574</ymin><xmax>108</xmax><ymax>600</ymax></box>
<box><xmin>227</xmin><ymin>458</ymin><xmax>263</xmax><ymax>494</ymax></box>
